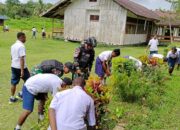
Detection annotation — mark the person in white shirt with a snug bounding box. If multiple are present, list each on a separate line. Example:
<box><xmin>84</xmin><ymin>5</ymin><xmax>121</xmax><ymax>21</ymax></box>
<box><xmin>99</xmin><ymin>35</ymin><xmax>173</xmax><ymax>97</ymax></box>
<box><xmin>167</xmin><ymin>47</ymin><xmax>179</xmax><ymax>75</ymax></box>
<box><xmin>32</xmin><ymin>27</ymin><xmax>37</xmax><ymax>39</ymax></box>
<box><xmin>14</xmin><ymin>74</ymin><xmax>72</xmax><ymax>130</ymax></box>
<box><xmin>10</xmin><ymin>32</ymin><xmax>30</xmax><ymax>103</ymax></box>
<box><xmin>48</xmin><ymin>77</ymin><xmax>96</xmax><ymax>130</ymax></box>
<box><xmin>147</xmin><ymin>35</ymin><xmax>159</xmax><ymax>55</ymax></box>
<box><xmin>95</xmin><ymin>49</ymin><xmax>120</xmax><ymax>84</ymax></box>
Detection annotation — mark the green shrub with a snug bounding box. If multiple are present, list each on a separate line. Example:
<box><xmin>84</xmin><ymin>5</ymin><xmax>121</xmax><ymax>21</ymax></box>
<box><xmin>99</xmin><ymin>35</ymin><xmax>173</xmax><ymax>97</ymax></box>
<box><xmin>111</xmin><ymin>57</ymin><xmax>167</xmax><ymax>109</ymax></box>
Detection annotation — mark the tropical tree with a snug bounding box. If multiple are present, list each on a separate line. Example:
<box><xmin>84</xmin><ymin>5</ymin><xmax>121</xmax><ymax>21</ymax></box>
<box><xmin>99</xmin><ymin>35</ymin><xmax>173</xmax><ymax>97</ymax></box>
<box><xmin>164</xmin><ymin>0</ymin><xmax>180</xmax><ymax>43</ymax></box>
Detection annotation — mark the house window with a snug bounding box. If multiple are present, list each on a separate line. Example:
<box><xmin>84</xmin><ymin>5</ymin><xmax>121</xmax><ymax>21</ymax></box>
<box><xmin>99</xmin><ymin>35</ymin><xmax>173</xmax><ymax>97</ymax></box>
<box><xmin>90</xmin><ymin>15</ymin><xmax>99</xmax><ymax>22</ymax></box>
<box><xmin>89</xmin><ymin>0</ymin><xmax>97</xmax><ymax>2</ymax></box>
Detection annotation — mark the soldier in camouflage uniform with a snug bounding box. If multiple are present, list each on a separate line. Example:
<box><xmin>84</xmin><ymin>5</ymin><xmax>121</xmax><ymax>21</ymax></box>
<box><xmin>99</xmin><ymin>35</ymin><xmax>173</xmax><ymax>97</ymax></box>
<box><xmin>73</xmin><ymin>37</ymin><xmax>97</xmax><ymax>80</ymax></box>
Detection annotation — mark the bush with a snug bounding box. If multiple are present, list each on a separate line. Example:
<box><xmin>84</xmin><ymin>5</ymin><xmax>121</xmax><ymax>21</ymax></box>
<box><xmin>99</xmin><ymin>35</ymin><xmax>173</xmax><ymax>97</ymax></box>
<box><xmin>111</xmin><ymin>57</ymin><xmax>167</xmax><ymax>109</ymax></box>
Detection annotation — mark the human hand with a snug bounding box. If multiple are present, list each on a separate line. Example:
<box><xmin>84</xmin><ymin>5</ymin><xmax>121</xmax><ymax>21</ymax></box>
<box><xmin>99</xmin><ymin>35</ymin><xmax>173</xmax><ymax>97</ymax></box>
<box><xmin>106</xmin><ymin>70</ymin><xmax>111</xmax><ymax>76</ymax></box>
<box><xmin>20</xmin><ymin>70</ymin><xmax>24</xmax><ymax>78</ymax></box>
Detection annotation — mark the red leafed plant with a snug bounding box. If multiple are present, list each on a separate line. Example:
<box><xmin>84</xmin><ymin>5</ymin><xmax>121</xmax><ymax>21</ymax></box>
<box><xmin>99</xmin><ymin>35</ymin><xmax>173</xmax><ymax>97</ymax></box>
<box><xmin>85</xmin><ymin>76</ymin><xmax>111</xmax><ymax>130</ymax></box>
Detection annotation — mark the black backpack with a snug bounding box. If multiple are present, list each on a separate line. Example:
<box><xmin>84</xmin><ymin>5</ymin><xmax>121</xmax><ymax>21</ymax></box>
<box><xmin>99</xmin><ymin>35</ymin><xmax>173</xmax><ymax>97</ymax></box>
<box><xmin>40</xmin><ymin>60</ymin><xmax>64</xmax><ymax>75</ymax></box>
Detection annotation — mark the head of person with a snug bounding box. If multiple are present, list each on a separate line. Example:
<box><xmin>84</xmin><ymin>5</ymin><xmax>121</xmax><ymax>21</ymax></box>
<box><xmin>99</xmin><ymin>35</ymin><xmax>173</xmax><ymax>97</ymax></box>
<box><xmin>17</xmin><ymin>32</ymin><xmax>26</xmax><ymax>43</ymax></box>
<box><xmin>51</xmin><ymin>68</ymin><xmax>63</xmax><ymax>77</ymax></box>
<box><xmin>153</xmin><ymin>35</ymin><xmax>157</xmax><ymax>39</ymax></box>
<box><xmin>72</xmin><ymin>77</ymin><xmax>86</xmax><ymax>88</ymax></box>
<box><xmin>61</xmin><ymin>77</ymin><xmax>72</xmax><ymax>88</ymax></box>
<box><xmin>64</xmin><ymin>62</ymin><xmax>74</xmax><ymax>74</ymax></box>
<box><xmin>112</xmin><ymin>49</ymin><xmax>120</xmax><ymax>58</ymax></box>
<box><xmin>84</xmin><ymin>37</ymin><xmax>97</xmax><ymax>51</ymax></box>
<box><xmin>172</xmin><ymin>47</ymin><xmax>177</xmax><ymax>54</ymax></box>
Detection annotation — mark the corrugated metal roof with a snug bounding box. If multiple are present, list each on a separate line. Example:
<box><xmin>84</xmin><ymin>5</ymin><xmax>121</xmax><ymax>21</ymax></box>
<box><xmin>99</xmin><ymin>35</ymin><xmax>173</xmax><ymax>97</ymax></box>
<box><xmin>41</xmin><ymin>0</ymin><xmax>159</xmax><ymax>20</ymax></box>
<box><xmin>41</xmin><ymin>0</ymin><xmax>71</xmax><ymax>18</ymax></box>
<box><xmin>0</xmin><ymin>15</ymin><xmax>8</xmax><ymax>20</ymax></box>
<box><xmin>114</xmin><ymin>0</ymin><xmax>159</xmax><ymax>20</ymax></box>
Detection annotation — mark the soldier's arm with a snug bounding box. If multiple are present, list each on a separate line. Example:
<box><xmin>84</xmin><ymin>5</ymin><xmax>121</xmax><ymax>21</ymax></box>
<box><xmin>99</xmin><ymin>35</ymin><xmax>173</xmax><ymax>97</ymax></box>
<box><xmin>74</xmin><ymin>48</ymin><xmax>81</xmax><ymax>70</ymax></box>
<box><xmin>89</xmin><ymin>50</ymin><xmax>95</xmax><ymax>71</ymax></box>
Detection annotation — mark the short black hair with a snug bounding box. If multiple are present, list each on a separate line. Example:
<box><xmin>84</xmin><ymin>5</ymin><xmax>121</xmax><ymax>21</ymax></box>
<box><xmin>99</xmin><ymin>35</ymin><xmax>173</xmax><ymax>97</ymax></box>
<box><xmin>17</xmin><ymin>32</ymin><xmax>25</xmax><ymax>39</ymax></box>
<box><xmin>172</xmin><ymin>46</ymin><xmax>177</xmax><ymax>51</ymax></box>
<box><xmin>113</xmin><ymin>49</ymin><xmax>120</xmax><ymax>56</ymax></box>
<box><xmin>62</xmin><ymin>77</ymin><xmax>72</xmax><ymax>86</ymax></box>
<box><xmin>65</xmin><ymin>62</ymin><xmax>75</xmax><ymax>72</ymax></box>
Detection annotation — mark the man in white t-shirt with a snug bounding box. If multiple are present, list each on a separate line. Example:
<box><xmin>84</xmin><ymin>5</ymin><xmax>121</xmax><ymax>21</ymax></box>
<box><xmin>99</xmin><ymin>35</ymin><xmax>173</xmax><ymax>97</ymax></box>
<box><xmin>32</xmin><ymin>27</ymin><xmax>37</xmax><ymax>39</ymax></box>
<box><xmin>10</xmin><ymin>32</ymin><xmax>30</xmax><ymax>103</ymax></box>
<box><xmin>95</xmin><ymin>49</ymin><xmax>120</xmax><ymax>84</ymax></box>
<box><xmin>14</xmin><ymin>74</ymin><xmax>72</xmax><ymax>130</ymax></box>
<box><xmin>147</xmin><ymin>35</ymin><xmax>159</xmax><ymax>55</ymax></box>
<box><xmin>48</xmin><ymin>77</ymin><xmax>96</xmax><ymax>130</ymax></box>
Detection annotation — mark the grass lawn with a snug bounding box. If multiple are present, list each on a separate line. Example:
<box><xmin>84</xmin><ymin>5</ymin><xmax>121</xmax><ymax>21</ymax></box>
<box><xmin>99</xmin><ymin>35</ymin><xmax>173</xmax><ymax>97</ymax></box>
<box><xmin>0</xmin><ymin>31</ymin><xmax>180</xmax><ymax>130</ymax></box>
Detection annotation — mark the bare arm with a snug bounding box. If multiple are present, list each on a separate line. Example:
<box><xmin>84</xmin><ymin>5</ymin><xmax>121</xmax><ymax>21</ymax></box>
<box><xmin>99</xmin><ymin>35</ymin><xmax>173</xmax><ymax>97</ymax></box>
<box><xmin>102</xmin><ymin>61</ymin><xmax>107</xmax><ymax>72</ymax></box>
<box><xmin>49</xmin><ymin>108</ymin><xmax>57</xmax><ymax>130</ymax></box>
<box><xmin>20</xmin><ymin>56</ymin><xmax>25</xmax><ymax>78</ymax></box>
<box><xmin>102</xmin><ymin>61</ymin><xmax>110</xmax><ymax>76</ymax></box>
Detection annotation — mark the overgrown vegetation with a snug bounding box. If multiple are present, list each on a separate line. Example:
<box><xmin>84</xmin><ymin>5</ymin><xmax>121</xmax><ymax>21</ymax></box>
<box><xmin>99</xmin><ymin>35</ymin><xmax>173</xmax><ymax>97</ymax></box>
<box><xmin>111</xmin><ymin>57</ymin><xmax>167</xmax><ymax>109</ymax></box>
<box><xmin>5</xmin><ymin>17</ymin><xmax>63</xmax><ymax>31</ymax></box>
<box><xmin>0</xmin><ymin>0</ymin><xmax>53</xmax><ymax>18</ymax></box>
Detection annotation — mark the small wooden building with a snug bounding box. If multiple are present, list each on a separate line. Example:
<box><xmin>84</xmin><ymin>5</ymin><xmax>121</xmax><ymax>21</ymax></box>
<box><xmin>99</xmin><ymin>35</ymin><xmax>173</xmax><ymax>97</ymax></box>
<box><xmin>0</xmin><ymin>15</ymin><xmax>8</xmax><ymax>26</ymax></box>
<box><xmin>42</xmin><ymin>0</ymin><xmax>159</xmax><ymax>45</ymax></box>
<box><xmin>153</xmin><ymin>10</ymin><xmax>180</xmax><ymax>42</ymax></box>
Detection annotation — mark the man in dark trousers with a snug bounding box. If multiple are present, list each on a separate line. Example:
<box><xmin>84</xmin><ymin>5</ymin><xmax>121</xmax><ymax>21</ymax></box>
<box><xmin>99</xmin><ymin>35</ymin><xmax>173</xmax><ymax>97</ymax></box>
<box><xmin>73</xmin><ymin>37</ymin><xmax>97</xmax><ymax>80</ymax></box>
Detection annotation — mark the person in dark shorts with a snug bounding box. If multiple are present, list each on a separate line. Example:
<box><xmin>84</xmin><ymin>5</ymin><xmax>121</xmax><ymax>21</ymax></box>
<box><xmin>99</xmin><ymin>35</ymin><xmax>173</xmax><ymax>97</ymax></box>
<box><xmin>10</xmin><ymin>32</ymin><xmax>30</xmax><ymax>103</ymax></box>
<box><xmin>95</xmin><ymin>49</ymin><xmax>120</xmax><ymax>85</ymax></box>
<box><xmin>14</xmin><ymin>74</ymin><xmax>72</xmax><ymax>130</ymax></box>
<box><xmin>42</xmin><ymin>28</ymin><xmax>46</xmax><ymax>39</ymax></box>
<box><xmin>167</xmin><ymin>47</ymin><xmax>179</xmax><ymax>75</ymax></box>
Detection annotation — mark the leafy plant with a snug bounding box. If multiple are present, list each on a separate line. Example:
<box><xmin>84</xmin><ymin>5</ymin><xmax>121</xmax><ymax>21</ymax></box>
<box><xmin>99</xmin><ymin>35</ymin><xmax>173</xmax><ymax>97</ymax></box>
<box><xmin>111</xmin><ymin>57</ymin><xmax>167</xmax><ymax>109</ymax></box>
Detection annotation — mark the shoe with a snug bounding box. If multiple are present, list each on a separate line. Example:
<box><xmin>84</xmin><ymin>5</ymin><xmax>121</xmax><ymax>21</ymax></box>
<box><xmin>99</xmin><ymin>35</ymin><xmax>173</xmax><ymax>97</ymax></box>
<box><xmin>16</xmin><ymin>92</ymin><xmax>23</xmax><ymax>100</ymax></box>
<box><xmin>9</xmin><ymin>97</ymin><xmax>18</xmax><ymax>104</ymax></box>
<box><xmin>14</xmin><ymin>128</ymin><xmax>21</xmax><ymax>130</ymax></box>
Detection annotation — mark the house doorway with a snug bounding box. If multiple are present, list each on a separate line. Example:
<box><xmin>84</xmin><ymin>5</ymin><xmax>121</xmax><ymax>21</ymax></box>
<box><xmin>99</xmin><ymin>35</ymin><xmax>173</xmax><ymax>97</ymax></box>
<box><xmin>85</xmin><ymin>10</ymin><xmax>100</xmax><ymax>39</ymax></box>
<box><xmin>165</xmin><ymin>28</ymin><xmax>170</xmax><ymax>40</ymax></box>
